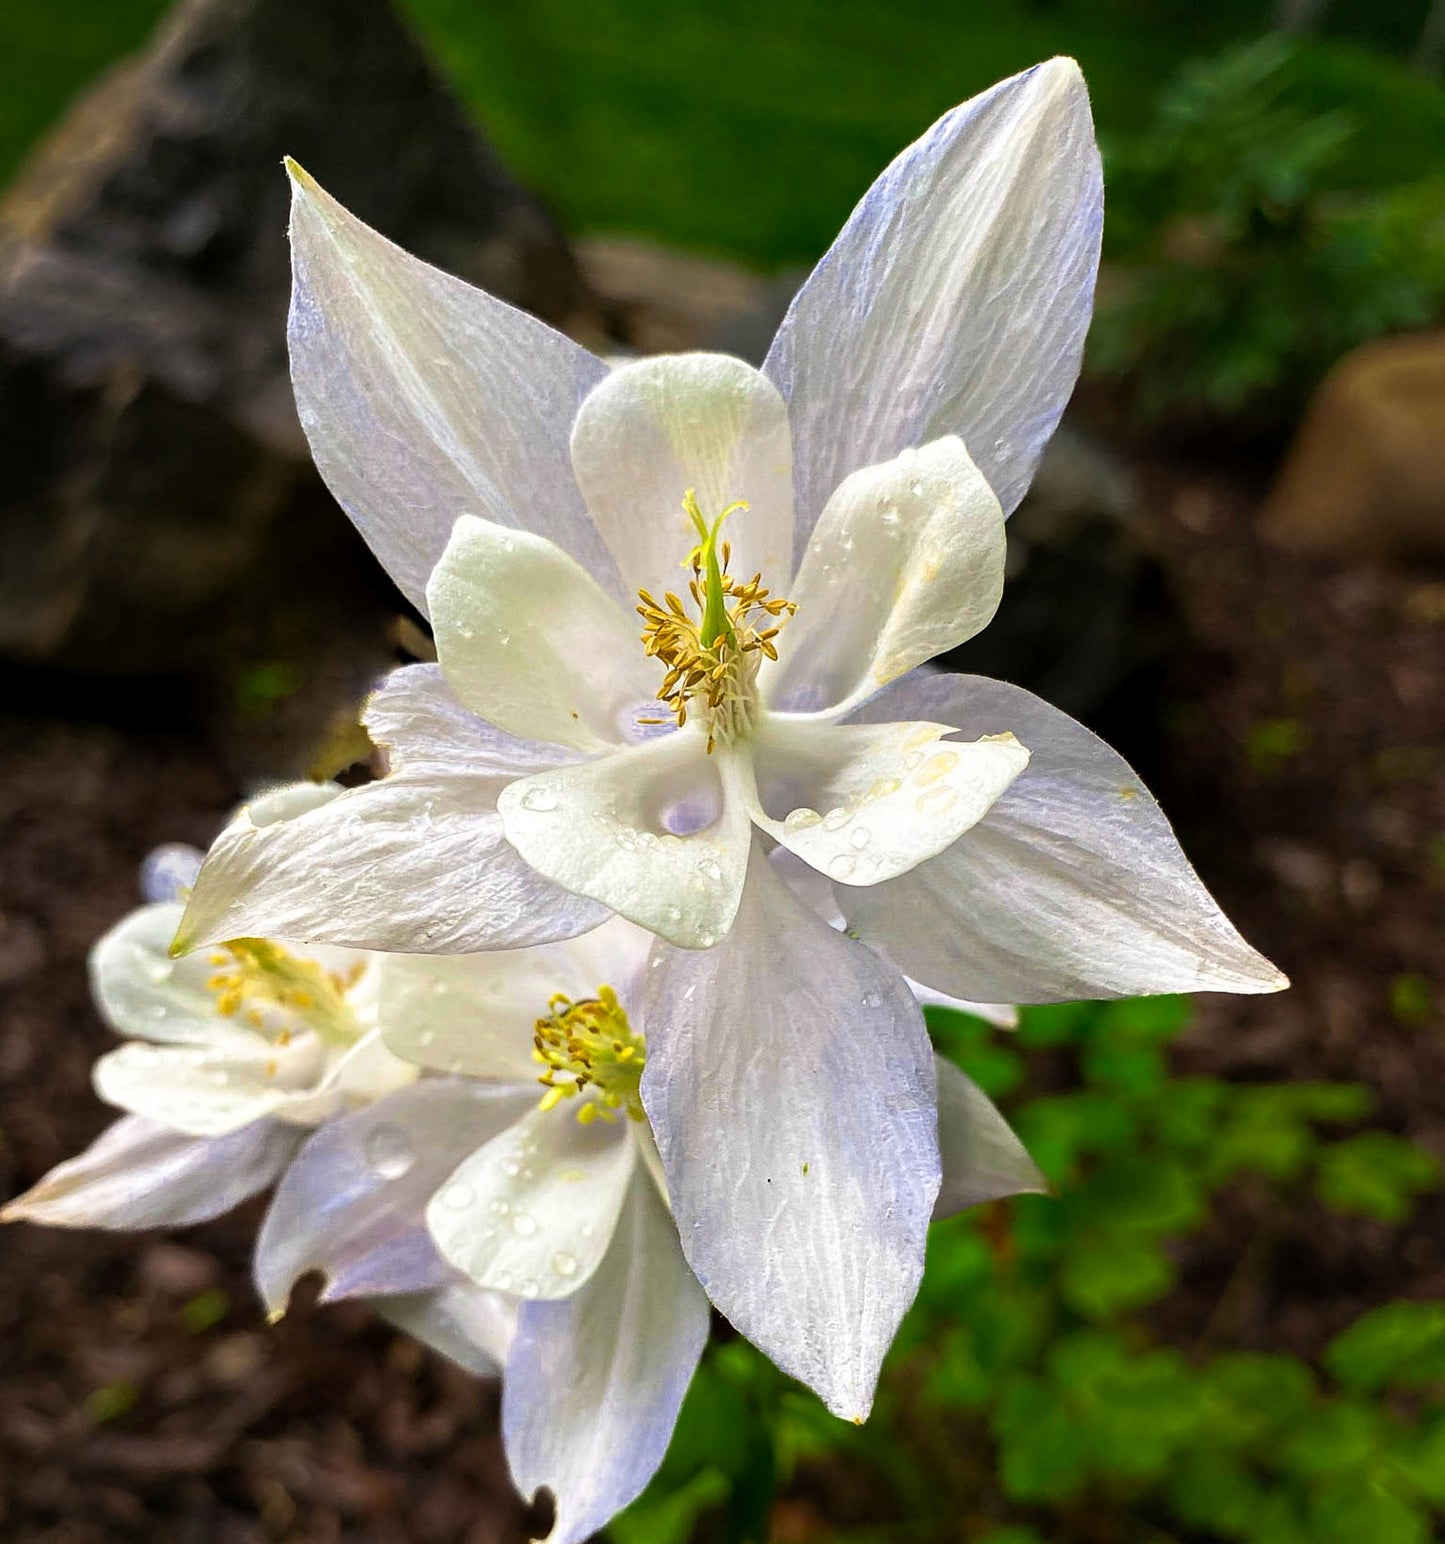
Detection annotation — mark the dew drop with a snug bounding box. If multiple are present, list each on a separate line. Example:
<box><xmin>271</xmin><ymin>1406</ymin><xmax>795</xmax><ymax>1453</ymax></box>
<box><xmin>511</xmin><ymin>1212</ymin><xmax>538</xmax><ymax>1237</ymax></box>
<box><xmin>519</xmin><ymin>1276</ymin><xmax>540</xmax><ymax>1296</ymax></box>
<box><xmin>496</xmin><ymin>630</ymin><xmax>511</xmax><ymax>646</ymax></box>
<box><xmin>364</xmin><ymin>1124</ymin><xmax>416</xmax><ymax>1180</ymax></box>
<box><xmin>553</xmin><ymin>1251</ymin><xmax>579</xmax><ymax>1278</ymax></box>
<box><xmin>490</xmin><ymin>1197</ymin><xmax>511</xmax><ymax>1217</ymax></box>
<box><xmin>493</xmin><ymin>1269</ymin><xmax>513</xmax><ymax>1291</ymax></box>
<box><xmin>849</xmin><ymin>826</ymin><xmax>871</xmax><ymax>850</ymax></box>
<box><xmin>915</xmin><ymin>785</ymin><xmax>960</xmax><ymax>816</ymax></box>
<box><xmin>417</xmin><ymin>1028</ymin><xmax>436</xmax><ymax>1049</ymax></box>
<box><xmin>698</xmin><ymin>930</ymin><xmax>717</xmax><ymax>948</ymax></box>
<box><xmin>866</xmin><ymin>777</ymin><xmax>901</xmax><ymax>801</ymax></box>
<box><xmin>861</xmin><ymin>989</ymin><xmax>882</xmax><ymax>1008</ymax></box>
<box><xmin>458</xmin><ymin>625</ymin><xmax>476</xmax><ymax>641</ymax></box>
<box><xmin>146</xmin><ymin>962</ymin><xmax>172</xmax><ymax>985</ymax></box>
<box><xmin>501</xmin><ymin>1158</ymin><xmax>522</xmax><ymax>1177</ymax></box>
<box><xmin>908</xmin><ymin>478</ymin><xmax>924</xmax><ymax>497</ymax></box>
<box><xmin>828</xmin><ymin>853</ymin><xmax>857</xmax><ymax>880</ymax></box>
<box><xmin>696</xmin><ymin>857</ymin><xmax>723</xmax><ymax>883</ymax></box>
<box><xmin>822</xmin><ymin>807</ymin><xmax>851</xmax><ymax>832</ymax></box>
<box><xmin>501</xmin><ymin>537</ymin><xmax>516</xmax><ymax>554</ymax></box>
<box><xmin>521</xmin><ymin>787</ymin><xmax>558</xmax><ymax>813</ymax></box>
<box><xmin>666</xmin><ymin>904</ymin><xmax>682</xmax><ymax>923</ymax></box>
<box><xmin>440</xmin><ymin>1181</ymin><xmax>474</xmax><ymax>1211</ymax></box>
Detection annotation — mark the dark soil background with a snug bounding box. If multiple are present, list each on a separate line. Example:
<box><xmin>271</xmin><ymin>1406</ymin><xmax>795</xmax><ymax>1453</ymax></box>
<box><xmin>0</xmin><ymin>450</ymin><xmax>1442</xmax><ymax>1539</ymax></box>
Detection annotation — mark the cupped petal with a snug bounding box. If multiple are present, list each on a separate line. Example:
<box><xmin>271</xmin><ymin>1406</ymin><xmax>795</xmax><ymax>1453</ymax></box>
<box><xmin>0</xmin><ymin>1115</ymin><xmax>303</xmax><ymax>1230</ymax></box>
<box><xmin>570</xmin><ymin>352</ymin><xmax>794</xmax><ymax>602</ymax></box>
<box><xmin>374</xmin><ymin>1278</ymin><xmax>518</xmax><ymax>1378</ymax></box>
<box><xmin>641</xmin><ymin>843</ymin><xmax>939</xmax><ymax>1421</ymax></box>
<box><xmin>499</xmin><ymin>731</ymin><xmax>753</xmax><ymax>950</ymax></box>
<box><xmin>254</xmin><ymin>1080</ymin><xmax>535</xmax><ymax>1314</ymax></box>
<box><xmin>286</xmin><ymin>164</ymin><xmax>615</xmax><ymax>613</ymax></box>
<box><xmin>750</xmin><ymin>716</ymin><xmax>1028</xmax><ymax>887</ymax></box>
<box><xmin>93</xmin><ymin>1034</ymin><xmax>329</xmax><ymax>1137</ymax></box>
<box><xmin>765</xmin><ymin>58</ymin><xmax>1102</xmax><ymax>547</ymax></box>
<box><xmin>90</xmin><ymin>902</ymin><xmax>236</xmax><ymax>1044</ymax></box>
<box><xmin>427</xmin><ymin>517</ymin><xmax>658</xmax><ymax>754</ymax></box>
<box><xmin>503</xmin><ymin>1170</ymin><xmax>709</xmax><ymax>1544</ymax></box>
<box><xmin>764</xmin><ymin>437</ymin><xmax>1004</xmax><ymax>714</ymax></box>
<box><xmin>139</xmin><ymin>845</ymin><xmax>204</xmax><ymax>905</ymax></box>
<box><xmin>933</xmin><ymin>1057</ymin><xmax>1045</xmax><ymax>1219</ymax></box>
<box><xmin>378</xmin><ymin>917</ymin><xmax>652</xmax><ymax>1081</ymax></box>
<box><xmin>844</xmin><ymin>671</ymin><xmax>1290</xmax><ymax>1000</ymax></box>
<box><xmin>177</xmin><ymin>773</ymin><xmax>608</xmax><ymax>957</ymax></box>
<box><xmin>427</xmin><ymin>1106</ymin><xmax>636</xmax><ymax>1300</ymax></box>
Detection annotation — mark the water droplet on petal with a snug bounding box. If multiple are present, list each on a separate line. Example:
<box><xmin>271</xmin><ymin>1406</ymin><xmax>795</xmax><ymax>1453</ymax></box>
<box><xmin>519</xmin><ymin>1276</ymin><xmax>540</xmax><ymax>1296</ymax></box>
<box><xmin>696</xmin><ymin>857</ymin><xmax>723</xmax><ymax>884</ymax></box>
<box><xmin>866</xmin><ymin>777</ymin><xmax>901</xmax><ymax>801</ymax></box>
<box><xmin>496</xmin><ymin>630</ymin><xmax>511</xmax><ymax>646</ymax></box>
<box><xmin>828</xmin><ymin>854</ymin><xmax>857</xmax><ymax>880</ymax></box>
<box><xmin>440</xmin><ymin>1182</ymin><xmax>474</xmax><ymax>1211</ymax></box>
<box><xmin>490</xmin><ymin>1197</ymin><xmax>511</xmax><ymax>1217</ymax></box>
<box><xmin>915</xmin><ymin>750</ymin><xmax>960</xmax><ymax>788</ymax></box>
<box><xmin>458</xmin><ymin>625</ymin><xmax>476</xmax><ymax>641</ymax></box>
<box><xmin>511</xmin><ymin>1213</ymin><xmax>538</xmax><ymax>1237</ymax></box>
<box><xmin>822</xmin><ymin>807</ymin><xmax>851</xmax><ymax>832</ymax></box>
<box><xmin>849</xmin><ymin>826</ymin><xmax>871</xmax><ymax>850</ymax></box>
<box><xmin>364</xmin><ymin>1124</ymin><xmax>416</xmax><ymax>1180</ymax></box>
<box><xmin>915</xmin><ymin>785</ymin><xmax>960</xmax><ymax>816</ymax></box>
<box><xmin>521</xmin><ymin>787</ymin><xmax>558</xmax><ymax>813</ymax></box>
<box><xmin>553</xmin><ymin>1252</ymin><xmax>578</xmax><ymax>1278</ymax></box>
<box><xmin>784</xmin><ymin>808</ymin><xmax>822</xmax><ymax>833</ymax></box>
<box><xmin>501</xmin><ymin>1158</ymin><xmax>521</xmax><ymax>1177</ymax></box>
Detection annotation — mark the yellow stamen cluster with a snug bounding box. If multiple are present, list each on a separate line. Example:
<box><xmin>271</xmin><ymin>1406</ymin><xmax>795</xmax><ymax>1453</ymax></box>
<box><xmin>206</xmin><ymin>938</ymin><xmax>362</xmax><ymax>1046</ymax></box>
<box><xmin>637</xmin><ymin>491</ymin><xmax>795</xmax><ymax>753</ymax></box>
<box><xmin>534</xmin><ymin>985</ymin><xmax>646</xmax><ymax>1125</ymax></box>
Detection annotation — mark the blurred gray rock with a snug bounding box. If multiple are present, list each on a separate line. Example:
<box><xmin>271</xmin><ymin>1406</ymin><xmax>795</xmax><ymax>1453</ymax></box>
<box><xmin>0</xmin><ymin>0</ymin><xmax>595</xmax><ymax>675</ymax></box>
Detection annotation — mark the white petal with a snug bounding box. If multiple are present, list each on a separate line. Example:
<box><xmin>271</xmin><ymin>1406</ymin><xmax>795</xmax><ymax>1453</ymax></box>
<box><xmin>365</xmin><ymin>663</ymin><xmax>584</xmax><ymax>778</ymax></box>
<box><xmin>504</xmin><ymin>1171</ymin><xmax>709</xmax><ymax>1544</ymax></box>
<box><xmin>764</xmin><ymin>437</ymin><xmax>1004</xmax><ymax>714</ymax></box>
<box><xmin>177</xmin><ymin>772</ymin><xmax>608</xmax><ymax>956</ymax></box>
<box><xmin>428</xmin><ymin>517</ymin><xmax>658</xmax><ymax>754</ymax></box>
<box><xmin>254</xmin><ymin>1080</ymin><xmax>535</xmax><ymax>1313</ymax></box>
<box><xmin>751</xmin><ymin>716</ymin><xmax>1028</xmax><ymax>887</ymax></box>
<box><xmin>765</xmin><ymin>59</ymin><xmax>1102</xmax><ymax>547</ymax></box>
<box><xmin>286</xmin><ymin>165</ymin><xmax>615</xmax><ymax>613</ymax></box>
<box><xmin>0</xmin><ymin>1115</ymin><xmax>302</xmax><ymax>1230</ymax></box>
<box><xmin>139</xmin><ymin>844</ymin><xmax>204</xmax><ymax>904</ymax></box>
<box><xmin>427</xmin><ymin>1106</ymin><xmax>637</xmax><ymax>1300</ymax></box>
<box><xmin>569</xmin><ymin>352</ymin><xmax>794</xmax><ymax>602</ymax></box>
<box><xmin>93</xmin><ymin>1034</ymin><xmax>328</xmax><ymax>1137</ymax></box>
<box><xmin>844</xmin><ymin>671</ymin><xmax>1290</xmax><ymax>999</ymax></box>
<box><xmin>378</xmin><ymin>918</ymin><xmax>652</xmax><ymax>1081</ymax></box>
<box><xmin>641</xmin><ymin>846</ymin><xmax>939</xmax><ymax>1421</ymax></box>
<box><xmin>89</xmin><ymin>903</ymin><xmax>234</xmax><ymax>1044</ymax></box>
<box><xmin>909</xmin><ymin>983</ymin><xmax>1018</xmax><ymax>1030</ymax></box>
<box><xmin>498</xmin><ymin>731</ymin><xmax>753</xmax><ymax>949</ymax></box>
<box><xmin>933</xmin><ymin>1057</ymin><xmax>1044</xmax><ymax>1219</ymax></box>
<box><xmin>375</xmin><ymin>1278</ymin><xmax>518</xmax><ymax>1377</ymax></box>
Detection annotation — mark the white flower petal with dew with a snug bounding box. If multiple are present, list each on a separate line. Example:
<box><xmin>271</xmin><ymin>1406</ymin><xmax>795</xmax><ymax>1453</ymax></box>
<box><xmin>255</xmin><ymin>1080</ymin><xmax>535</xmax><ymax>1314</ymax></box>
<box><xmin>764</xmin><ymin>57</ymin><xmax>1103</xmax><ymax>544</ymax></box>
<box><xmin>749</xmin><ymin>716</ymin><xmax>1028</xmax><ymax>887</ymax></box>
<box><xmin>570</xmin><ymin>351</ymin><xmax>795</xmax><ymax>605</ymax></box>
<box><xmin>844</xmin><ymin>671</ymin><xmax>1289</xmax><ymax>1000</ymax></box>
<box><xmin>641</xmin><ymin>844</ymin><xmax>939</xmax><ymax>1421</ymax></box>
<box><xmin>286</xmin><ymin>161</ymin><xmax>615</xmax><ymax>613</ymax></box>
<box><xmin>427</xmin><ymin>1105</ymin><xmax>637</xmax><ymax>1301</ymax></box>
<box><xmin>504</xmin><ymin>1170</ymin><xmax>710</xmax><ymax>1544</ymax></box>
<box><xmin>763</xmin><ymin>436</ymin><xmax>1005</xmax><ymax>714</ymax></box>
<box><xmin>0</xmin><ymin>1115</ymin><xmax>304</xmax><ymax>1231</ymax></box>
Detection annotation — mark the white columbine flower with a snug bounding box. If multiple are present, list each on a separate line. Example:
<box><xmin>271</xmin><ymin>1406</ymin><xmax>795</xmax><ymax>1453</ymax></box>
<box><xmin>172</xmin><ymin>58</ymin><xmax>1285</xmax><ymax>1415</ymax></box>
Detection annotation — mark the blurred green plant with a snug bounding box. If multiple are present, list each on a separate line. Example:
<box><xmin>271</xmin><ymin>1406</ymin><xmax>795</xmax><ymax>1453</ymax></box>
<box><xmin>615</xmin><ymin>993</ymin><xmax>1444</xmax><ymax>1543</ymax></box>
<box><xmin>1089</xmin><ymin>38</ymin><xmax>1445</xmax><ymax>430</ymax></box>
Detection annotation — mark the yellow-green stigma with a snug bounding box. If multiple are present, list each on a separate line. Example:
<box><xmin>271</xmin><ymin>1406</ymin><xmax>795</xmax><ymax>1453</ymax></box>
<box><xmin>534</xmin><ymin>985</ymin><xmax>646</xmax><ymax>1125</ymax></box>
<box><xmin>637</xmin><ymin>489</ymin><xmax>796</xmax><ymax>753</ymax></box>
<box><xmin>206</xmin><ymin>938</ymin><xmax>362</xmax><ymax>1046</ymax></box>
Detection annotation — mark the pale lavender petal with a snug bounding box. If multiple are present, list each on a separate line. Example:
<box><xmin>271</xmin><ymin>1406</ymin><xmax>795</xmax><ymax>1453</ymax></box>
<box><xmin>844</xmin><ymin>671</ymin><xmax>1289</xmax><ymax>1001</ymax></box>
<box><xmin>764</xmin><ymin>58</ymin><xmax>1102</xmax><ymax>549</ymax></box>
<box><xmin>287</xmin><ymin>165</ymin><xmax>615</xmax><ymax>612</ymax></box>
<box><xmin>641</xmin><ymin>844</ymin><xmax>938</xmax><ymax>1421</ymax></box>
<box><xmin>1</xmin><ymin>1115</ymin><xmax>302</xmax><ymax>1230</ymax></box>
<box><xmin>374</xmin><ymin>1277</ymin><xmax>518</xmax><ymax>1377</ymax></box>
<box><xmin>934</xmin><ymin>1057</ymin><xmax>1045</xmax><ymax>1219</ymax></box>
<box><xmin>503</xmin><ymin>1172</ymin><xmax>709</xmax><ymax>1544</ymax></box>
<box><xmin>254</xmin><ymin>1080</ymin><xmax>535</xmax><ymax>1313</ymax></box>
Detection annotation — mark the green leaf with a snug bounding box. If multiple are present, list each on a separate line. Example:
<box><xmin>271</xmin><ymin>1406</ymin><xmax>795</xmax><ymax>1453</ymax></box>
<box><xmin>994</xmin><ymin>1376</ymin><xmax>1090</xmax><ymax>1502</ymax></box>
<box><xmin>609</xmin><ymin>1469</ymin><xmax>731</xmax><ymax>1544</ymax></box>
<box><xmin>1279</xmin><ymin>1400</ymin><xmax>1380</xmax><ymax>1478</ymax></box>
<box><xmin>1316</xmin><ymin>1133</ymin><xmax>1440</xmax><ymax>1223</ymax></box>
<box><xmin>1307</xmin><ymin>1474</ymin><xmax>1430</xmax><ymax>1544</ymax></box>
<box><xmin>1059</xmin><ymin>1234</ymin><xmax>1176</xmax><ymax>1318</ymax></box>
<box><xmin>1324</xmin><ymin>1301</ymin><xmax>1445</xmax><ymax>1392</ymax></box>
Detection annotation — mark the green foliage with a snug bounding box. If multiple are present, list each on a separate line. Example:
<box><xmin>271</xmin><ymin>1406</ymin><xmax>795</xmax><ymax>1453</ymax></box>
<box><xmin>618</xmin><ymin>994</ymin><xmax>1445</xmax><ymax>1543</ymax></box>
<box><xmin>1090</xmin><ymin>38</ymin><xmax>1445</xmax><ymax>428</ymax></box>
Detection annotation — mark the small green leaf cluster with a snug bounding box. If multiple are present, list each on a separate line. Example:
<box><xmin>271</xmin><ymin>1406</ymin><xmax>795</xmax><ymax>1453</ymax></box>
<box><xmin>617</xmin><ymin>994</ymin><xmax>1444</xmax><ymax>1543</ymax></box>
<box><xmin>1088</xmin><ymin>37</ymin><xmax>1445</xmax><ymax>429</ymax></box>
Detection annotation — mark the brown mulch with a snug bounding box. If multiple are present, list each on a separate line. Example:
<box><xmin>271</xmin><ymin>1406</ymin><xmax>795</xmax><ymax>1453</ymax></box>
<box><xmin>0</xmin><ymin>450</ymin><xmax>1442</xmax><ymax>1538</ymax></box>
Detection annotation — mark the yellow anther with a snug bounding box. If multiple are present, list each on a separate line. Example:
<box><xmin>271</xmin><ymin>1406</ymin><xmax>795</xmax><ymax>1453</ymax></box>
<box><xmin>637</xmin><ymin>491</ymin><xmax>796</xmax><ymax>753</ymax></box>
<box><xmin>203</xmin><ymin>938</ymin><xmax>361</xmax><ymax>1047</ymax></box>
<box><xmin>533</xmin><ymin>984</ymin><xmax>646</xmax><ymax>1125</ymax></box>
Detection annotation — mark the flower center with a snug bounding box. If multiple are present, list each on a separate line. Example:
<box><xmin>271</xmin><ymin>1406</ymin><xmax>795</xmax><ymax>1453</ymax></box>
<box><xmin>534</xmin><ymin>984</ymin><xmax>646</xmax><ymax>1125</ymax></box>
<box><xmin>206</xmin><ymin>939</ymin><xmax>363</xmax><ymax>1046</ymax></box>
<box><xmin>636</xmin><ymin>490</ymin><xmax>796</xmax><ymax>753</ymax></box>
